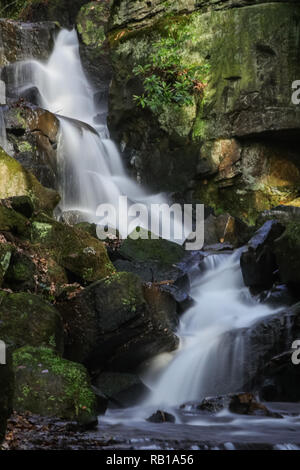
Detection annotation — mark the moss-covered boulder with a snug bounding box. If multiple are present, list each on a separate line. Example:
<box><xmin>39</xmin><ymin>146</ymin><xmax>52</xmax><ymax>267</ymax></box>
<box><xmin>0</xmin><ymin>292</ymin><xmax>63</xmax><ymax>354</ymax></box>
<box><xmin>0</xmin><ymin>346</ymin><xmax>14</xmax><ymax>444</ymax></box>
<box><xmin>31</xmin><ymin>214</ymin><xmax>114</xmax><ymax>283</ymax></box>
<box><xmin>274</xmin><ymin>222</ymin><xmax>300</xmax><ymax>285</ymax></box>
<box><xmin>115</xmin><ymin>229</ymin><xmax>186</xmax><ymax>282</ymax></box>
<box><xmin>58</xmin><ymin>271</ymin><xmax>179</xmax><ymax>370</ymax></box>
<box><xmin>76</xmin><ymin>1</ymin><xmax>112</xmax><ymax>92</ymax></box>
<box><xmin>13</xmin><ymin>346</ymin><xmax>96</xmax><ymax>424</ymax></box>
<box><xmin>0</xmin><ymin>204</ymin><xmax>29</xmax><ymax>237</ymax></box>
<box><xmin>0</xmin><ymin>146</ymin><xmax>60</xmax><ymax>213</ymax></box>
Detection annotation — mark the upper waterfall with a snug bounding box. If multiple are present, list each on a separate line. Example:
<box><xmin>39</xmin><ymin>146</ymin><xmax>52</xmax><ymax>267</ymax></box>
<box><xmin>11</xmin><ymin>29</ymin><xmax>189</xmax><ymax>240</ymax></box>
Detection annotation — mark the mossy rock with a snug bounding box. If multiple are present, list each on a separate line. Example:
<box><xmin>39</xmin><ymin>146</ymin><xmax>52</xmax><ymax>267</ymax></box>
<box><xmin>58</xmin><ymin>271</ymin><xmax>179</xmax><ymax>370</ymax></box>
<box><xmin>1</xmin><ymin>196</ymin><xmax>34</xmax><ymax>219</ymax></box>
<box><xmin>274</xmin><ymin>222</ymin><xmax>300</xmax><ymax>285</ymax></box>
<box><xmin>13</xmin><ymin>346</ymin><xmax>96</xmax><ymax>423</ymax></box>
<box><xmin>119</xmin><ymin>229</ymin><xmax>185</xmax><ymax>266</ymax></box>
<box><xmin>31</xmin><ymin>214</ymin><xmax>114</xmax><ymax>283</ymax></box>
<box><xmin>0</xmin><ymin>292</ymin><xmax>63</xmax><ymax>354</ymax></box>
<box><xmin>77</xmin><ymin>2</ymin><xmax>108</xmax><ymax>50</ymax></box>
<box><xmin>4</xmin><ymin>251</ymin><xmax>37</xmax><ymax>291</ymax></box>
<box><xmin>0</xmin><ymin>147</ymin><xmax>60</xmax><ymax>213</ymax></box>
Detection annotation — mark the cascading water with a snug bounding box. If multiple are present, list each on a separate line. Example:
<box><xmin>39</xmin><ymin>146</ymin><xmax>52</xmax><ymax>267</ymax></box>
<box><xmin>11</xmin><ymin>29</ymin><xmax>188</xmax><ymax>238</ymax></box>
<box><xmin>145</xmin><ymin>250</ymin><xmax>279</xmax><ymax>407</ymax></box>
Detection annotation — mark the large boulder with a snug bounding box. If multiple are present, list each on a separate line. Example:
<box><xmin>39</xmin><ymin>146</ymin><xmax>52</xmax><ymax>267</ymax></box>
<box><xmin>30</xmin><ymin>213</ymin><xmax>114</xmax><ymax>284</ymax></box>
<box><xmin>13</xmin><ymin>346</ymin><xmax>97</xmax><ymax>425</ymax></box>
<box><xmin>57</xmin><ymin>271</ymin><xmax>179</xmax><ymax>371</ymax></box>
<box><xmin>108</xmin><ymin>1</ymin><xmax>300</xmax><ymax>223</ymax></box>
<box><xmin>0</xmin><ymin>292</ymin><xmax>63</xmax><ymax>354</ymax></box>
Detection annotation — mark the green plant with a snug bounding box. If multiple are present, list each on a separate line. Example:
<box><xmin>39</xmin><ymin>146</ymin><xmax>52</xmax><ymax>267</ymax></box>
<box><xmin>133</xmin><ymin>22</ymin><xmax>209</xmax><ymax>113</ymax></box>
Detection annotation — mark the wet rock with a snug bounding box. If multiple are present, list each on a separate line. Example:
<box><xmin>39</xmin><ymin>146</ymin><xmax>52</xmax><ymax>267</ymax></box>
<box><xmin>0</xmin><ymin>204</ymin><xmax>29</xmax><ymax>237</ymax></box>
<box><xmin>13</xmin><ymin>346</ymin><xmax>97</xmax><ymax>424</ymax></box>
<box><xmin>30</xmin><ymin>213</ymin><xmax>114</xmax><ymax>284</ymax></box>
<box><xmin>146</xmin><ymin>410</ymin><xmax>176</xmax><ymax>424</ymax></box>
<box><xmin>57</xmin><ymin>271</ymin><xmax>179</xmax><ymax>371</ymax></box>
<box><xmin>95</xmin><ymin>372</ymin><xmax>149</xmax><ymax>408</ymax></box>
<box><xmin>257</xmin><ymin>284</ymin><xmax>296</xmax><ymax>308</ymax></box>
<box><xmin>229</xmin><ymin>302</ymin><xmax>300</xmax><ymax>401</ymax></box>
<box><xmin>240</xmin><ymin>221</ymin><xmax>285</xmax><ymax>290</ymax></box>
<box><xmin>1</xmin><ymin>195</ymin><xmax>34</xmax><ymax>218</ymax></box>
<box><xmin>182</xmin><ymin>393</ymin><xmax>282</xmax><ymax>418</ymax></box>
<box><xmin>0</xmin><ymin>292</ymin><xmax>63</xmax><ymax>354</ymax></box>
<box><xmin>143</xmin><ymin>283</ymin><xmax>179</xmax><ymax>331</ymax></box>
<box><xmin>0</xmin><ymin>346</ymin><xmax>14</xmax><ymax>444</ymax></box>
<box><xmin>0</xmin><ymin>146</ymin><xmax>60</xmax><ymax>213</ymax></box>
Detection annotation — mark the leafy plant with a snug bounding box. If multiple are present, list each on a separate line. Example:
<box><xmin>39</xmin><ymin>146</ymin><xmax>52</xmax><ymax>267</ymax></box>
<box><xmin>133</xmin><ymin>22</ymin><xmax>209</xmax><ymax>113</ymax></box>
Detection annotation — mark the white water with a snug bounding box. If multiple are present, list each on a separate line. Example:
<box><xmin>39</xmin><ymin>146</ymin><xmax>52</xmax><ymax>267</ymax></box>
<box><xmin>144</xmin><ymin>250</ymin><xmax>279</xmax><ymax>407</ymax></box>
<box><xmin>12</xmin><ymin>29</ymin><xmax>188</xmax><ymax>239</ymax></box>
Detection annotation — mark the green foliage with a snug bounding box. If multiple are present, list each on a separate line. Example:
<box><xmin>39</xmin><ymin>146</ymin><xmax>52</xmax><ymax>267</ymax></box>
<box><xmin>133</xmin><ymin>22</ymin><xmax>209</xmax><ymax>113</ymax></box>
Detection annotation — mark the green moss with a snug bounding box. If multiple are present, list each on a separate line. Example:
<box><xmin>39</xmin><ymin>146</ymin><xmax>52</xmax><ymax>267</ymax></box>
<box><xmin>0</xmin><ymin>292</ymin><xmax>63</xmax><ymax>353</ymax></box>
<box><xmin>31</xmin><ymin>213</ymin><xmax>114</xmax><ymax>283</ymax></box>
<box><xmin>13</xmin><ymin>346</ymin><xmax>96</xmax><ymax>421</ymax></box>
<box><xmin>0</xmin><ymin>146</ymin><xmax>60</xmax><ymax>213</ymax></box>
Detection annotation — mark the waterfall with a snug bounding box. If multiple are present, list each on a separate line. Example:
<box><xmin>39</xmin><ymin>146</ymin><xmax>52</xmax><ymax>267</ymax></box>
<box><xmin>11</xmin><ymin>29</ymin><xmax>188</xmax><ymax>239</ymax></box>
<box><xmin>145</xmin><ymin>250</ymin><xmax>280</xmax><ymax>407</ymax></box>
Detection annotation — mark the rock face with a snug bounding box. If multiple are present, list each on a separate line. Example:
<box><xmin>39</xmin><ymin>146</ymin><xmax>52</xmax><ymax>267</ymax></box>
<box><xmin>108</xmin><ymin>1</ymin><xmax>300</xmax><ymax>222</ymax></box>
<box><xmin>0</xmin><ymin>347</ymin><xmax>14</xmax><ymax>444</ymax></box>
<box><xmin>230</xmin><ymin>303</ymin><xmax>300</xmax><ymax>401</ymax></box>
<box><xmin>1</xmin><ymin>103</ymin><xmax>60</xmax><ymax>189</ymax></box>
<box><xmin>0</xmin><ymin>145</ymin><xmax>60</xmax><ymax>211</ymax></box>
<box><xmin>0</xmin><ymin>19</ymin><xmax>57</xmax><ymax>67</ymax></box>
<box><xmin>58</xmin><ymin>271</ymin><xmax>179</xmax><ymax>371</ymax></box>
